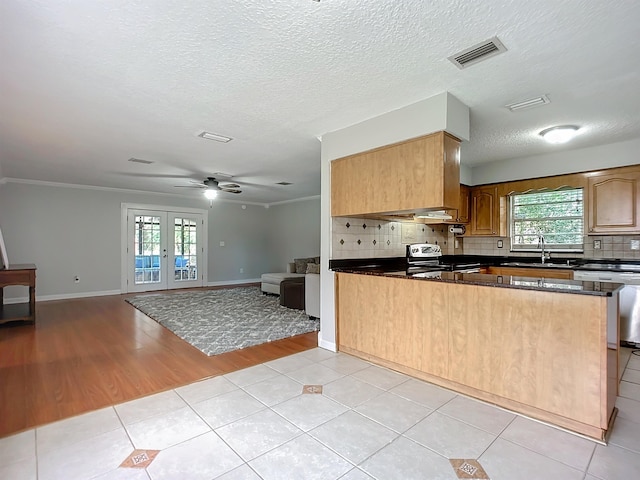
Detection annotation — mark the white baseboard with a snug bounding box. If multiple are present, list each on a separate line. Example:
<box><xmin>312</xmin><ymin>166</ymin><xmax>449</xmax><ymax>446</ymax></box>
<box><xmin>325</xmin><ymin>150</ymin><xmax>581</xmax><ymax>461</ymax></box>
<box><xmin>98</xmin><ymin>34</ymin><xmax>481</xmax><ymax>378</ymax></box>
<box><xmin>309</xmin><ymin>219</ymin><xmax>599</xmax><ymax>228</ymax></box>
<box><xmin>2</xmin><ymin>280</ymin><xmax>262</xmax><ymax>304</ymax></box>
<box><xmin>3</xmin><ymin>289</ymin><xmax>122</xmax><ymax>304</ymax></box>
<box><xmin>318</xmin><ymin>332</ymin><xmax>337</xmax><ymax>352</ymax></box>
<box><xmin>207</xmin><ymin>278</ymin><xmax>261</xmax><ymax>287</ymax></box>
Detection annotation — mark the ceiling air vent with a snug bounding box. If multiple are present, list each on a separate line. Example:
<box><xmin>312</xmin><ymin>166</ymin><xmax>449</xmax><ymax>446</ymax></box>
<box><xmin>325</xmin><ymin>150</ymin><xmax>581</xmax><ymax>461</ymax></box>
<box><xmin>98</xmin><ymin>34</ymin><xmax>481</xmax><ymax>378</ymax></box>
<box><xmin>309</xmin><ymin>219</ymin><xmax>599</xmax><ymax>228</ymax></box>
<box><xmin>506</xmin><ymin>95</ymin><xmax>551</xmax><ymax>112</ymax></box>
<box><xmin>128</xmin><ymin>157</ymin><xmax>154</xmax><ymax>164</ymax></box>
<box><xmin>448</xmin><ymin>36</ymin><xmax>507</xmax><ymax>69</ymax></box>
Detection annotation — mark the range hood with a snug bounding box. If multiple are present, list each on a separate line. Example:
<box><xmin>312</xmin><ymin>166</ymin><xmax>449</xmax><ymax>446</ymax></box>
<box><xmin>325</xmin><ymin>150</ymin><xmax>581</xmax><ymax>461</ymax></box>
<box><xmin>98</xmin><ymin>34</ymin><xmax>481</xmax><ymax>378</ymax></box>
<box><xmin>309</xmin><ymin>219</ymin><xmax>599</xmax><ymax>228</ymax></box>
<box><xmin>414</xmin><ymin>210</ymin><xmax>453</xmax><ymax>220</ymax></box>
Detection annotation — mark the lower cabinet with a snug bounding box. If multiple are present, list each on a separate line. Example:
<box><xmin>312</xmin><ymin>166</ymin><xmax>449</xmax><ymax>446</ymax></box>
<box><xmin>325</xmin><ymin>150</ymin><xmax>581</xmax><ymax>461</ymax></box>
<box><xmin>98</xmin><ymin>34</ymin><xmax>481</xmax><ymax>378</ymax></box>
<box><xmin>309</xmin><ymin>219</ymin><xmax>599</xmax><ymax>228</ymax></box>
<box><xmin>336</xmin><ymin>272</ymin><xmax>615</xmax><ymax>441</ymax></box>
<box><xmin>486</xmin><ymin>266</ymin><xmax>573</xmax><ymax>279</ymax></box>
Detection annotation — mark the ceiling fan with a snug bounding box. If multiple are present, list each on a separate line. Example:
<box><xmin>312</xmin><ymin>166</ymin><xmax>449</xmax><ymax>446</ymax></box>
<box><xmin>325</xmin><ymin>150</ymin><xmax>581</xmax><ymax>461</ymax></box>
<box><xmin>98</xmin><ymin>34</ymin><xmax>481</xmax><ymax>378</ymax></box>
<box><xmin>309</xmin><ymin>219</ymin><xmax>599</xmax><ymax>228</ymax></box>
<box><xmin>175</xmin><ymin>177</ymin><xmax>242</xmax><ymax>197</ymax></box>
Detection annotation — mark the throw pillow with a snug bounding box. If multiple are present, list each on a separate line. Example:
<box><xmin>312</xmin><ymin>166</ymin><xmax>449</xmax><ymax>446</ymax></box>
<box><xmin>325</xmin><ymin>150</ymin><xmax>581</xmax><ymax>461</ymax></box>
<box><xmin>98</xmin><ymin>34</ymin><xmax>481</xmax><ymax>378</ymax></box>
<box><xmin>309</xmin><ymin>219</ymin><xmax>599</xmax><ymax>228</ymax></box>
<box><xmin>294</xmin><ymin>258</ymin><xmax>310</xmax><ymax>274</ymax></box>
<box><xmin>306</xmin><ymin>263</ymin><xmax>320</xmax><ymax>274</ymax></box>
<box><xmin>313</xmin><ymin>256</ymin><xmax>320</xmax><ymax>264</ymax></box>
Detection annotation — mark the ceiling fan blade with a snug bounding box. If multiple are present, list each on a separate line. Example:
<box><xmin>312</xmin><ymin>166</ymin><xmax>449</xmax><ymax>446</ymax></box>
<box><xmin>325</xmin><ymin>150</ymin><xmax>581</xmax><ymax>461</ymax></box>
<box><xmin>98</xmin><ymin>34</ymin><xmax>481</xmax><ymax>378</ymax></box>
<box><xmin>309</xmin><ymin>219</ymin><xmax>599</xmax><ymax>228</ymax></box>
<box><xmin>218</xmin><ymin>183</ymin><xmax>241</xmax><ymax>189</ymax></box>
<box><xmin>220</xmin><ymin>188</ymin><xmax>242</xmax><ymax>194</ymax></box>
<box><xmin>174</xmin><ymin>185</ymin><xmax>205</xmax><ymax>189</ymax></box>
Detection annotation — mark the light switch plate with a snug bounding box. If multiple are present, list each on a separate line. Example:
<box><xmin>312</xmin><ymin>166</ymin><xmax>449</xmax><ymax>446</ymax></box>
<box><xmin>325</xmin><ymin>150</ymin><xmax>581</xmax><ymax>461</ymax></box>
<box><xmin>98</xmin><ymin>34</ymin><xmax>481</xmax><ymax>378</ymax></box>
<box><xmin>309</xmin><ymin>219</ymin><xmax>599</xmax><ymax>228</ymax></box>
<box><xmin>594</xmin><ymin>240</ymin><xmax>602</xmax><ymax>250</ymax></box>
<box><xmin>497</xmin><ymin>240</ymin><xmax>503</xmax><ymax>248</ymax></box>
<box><xmin>631</xmin><ymin>240</ymin><xmax>640</xmax><ymax>250</ymax></box>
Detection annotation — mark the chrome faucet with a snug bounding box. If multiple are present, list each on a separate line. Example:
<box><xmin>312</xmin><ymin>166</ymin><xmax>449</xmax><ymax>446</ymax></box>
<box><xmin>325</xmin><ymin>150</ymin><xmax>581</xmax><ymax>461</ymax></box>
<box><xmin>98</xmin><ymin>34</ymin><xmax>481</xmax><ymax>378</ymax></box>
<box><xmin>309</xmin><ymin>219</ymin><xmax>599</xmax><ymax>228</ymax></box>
<box><xmin>538</xmin><ymin>234</ymin><xmax>550</xmax><ymax>263</ymax></box>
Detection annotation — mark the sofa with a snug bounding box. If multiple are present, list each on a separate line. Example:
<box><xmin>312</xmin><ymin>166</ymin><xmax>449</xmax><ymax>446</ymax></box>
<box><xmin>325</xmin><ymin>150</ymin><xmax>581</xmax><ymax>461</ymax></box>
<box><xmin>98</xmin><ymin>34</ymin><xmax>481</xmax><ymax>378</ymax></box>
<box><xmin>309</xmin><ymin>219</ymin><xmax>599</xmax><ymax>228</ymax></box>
<box><xmin>261</xmin><ymin>256</ymin><xmax>320</xmax><ymax>318</ymax></box>
<box><xmin>304</xmin><ymin>272</ymin><xmax>320</xmax><ymax>319</ymax></box>
<box><xmin>260</xmin><ymin>256</ymin><xmax>320</xmax><ymax>294</ymax></box>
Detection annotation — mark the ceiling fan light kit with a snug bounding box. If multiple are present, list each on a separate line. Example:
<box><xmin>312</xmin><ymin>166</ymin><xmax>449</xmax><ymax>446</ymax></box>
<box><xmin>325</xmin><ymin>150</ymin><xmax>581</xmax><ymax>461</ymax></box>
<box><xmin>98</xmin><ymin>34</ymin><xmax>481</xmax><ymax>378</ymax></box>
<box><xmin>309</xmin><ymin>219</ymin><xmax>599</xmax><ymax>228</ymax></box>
<box><xmin>175</xmin><ymin>177</ymin><xmax>244</xmax><ymax>199</ymax></box>
<box><xmin>539</xmin><ymin>125</ymin><xmax>580</xmax><ymax>144</ymax></box>
<box><xmin>203</xmin><ymin>189</ymin><xmax>218</xmax><ymax>200</ymax></box>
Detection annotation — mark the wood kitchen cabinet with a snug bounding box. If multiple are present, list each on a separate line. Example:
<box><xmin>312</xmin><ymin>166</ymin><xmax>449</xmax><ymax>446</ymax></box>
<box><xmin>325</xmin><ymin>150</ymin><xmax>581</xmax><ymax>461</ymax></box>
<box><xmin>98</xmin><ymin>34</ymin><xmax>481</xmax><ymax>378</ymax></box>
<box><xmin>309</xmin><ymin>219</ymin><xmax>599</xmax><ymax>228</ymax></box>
<box><xmin>469</xmin><ymin>185</ymin><xmax>501</xmax><ymax>235</ymax></box>
<box><xmin>456</xmin><ymin>184</ymin><xmax>470</xmax><ymax>223</ymax></box>
<box><xmin>486</xmin><ymin>266</ymin><xmax>573</xmax><ymax>279</ymax></box>
<box><xmin>336</xmin><ymin>272</ymin><xmax>617</xmax><ymax>441</ymax></box>
<box><xmin>588</xmin><ymin>172</ymin><xmax>640</xmax><ymax>234</ymax></box>
<box><xmin>331</xmin><ymin>131</ymin><xmax>460</xmax><ymax>217</ymax></box>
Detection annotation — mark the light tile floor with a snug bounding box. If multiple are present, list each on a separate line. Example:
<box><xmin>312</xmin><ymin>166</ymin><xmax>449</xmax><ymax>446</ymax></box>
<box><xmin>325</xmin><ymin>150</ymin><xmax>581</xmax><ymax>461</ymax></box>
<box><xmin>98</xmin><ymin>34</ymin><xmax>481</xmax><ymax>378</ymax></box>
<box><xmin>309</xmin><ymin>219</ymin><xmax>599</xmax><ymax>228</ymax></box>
<box><xmin>2</xmin><ymin>347</ymin><xmax>640</xmax><ymax>480</ymax></box>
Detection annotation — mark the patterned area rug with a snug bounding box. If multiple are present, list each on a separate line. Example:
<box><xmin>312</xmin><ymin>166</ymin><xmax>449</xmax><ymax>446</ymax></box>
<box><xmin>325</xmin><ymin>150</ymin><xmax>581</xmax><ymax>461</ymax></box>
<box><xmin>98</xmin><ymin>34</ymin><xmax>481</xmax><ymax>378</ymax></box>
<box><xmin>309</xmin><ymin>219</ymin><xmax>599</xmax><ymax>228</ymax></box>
<box><xmin>126</xmin><ymin>287</ymin><xmax>319</xmax><ymax>356</ymax></box>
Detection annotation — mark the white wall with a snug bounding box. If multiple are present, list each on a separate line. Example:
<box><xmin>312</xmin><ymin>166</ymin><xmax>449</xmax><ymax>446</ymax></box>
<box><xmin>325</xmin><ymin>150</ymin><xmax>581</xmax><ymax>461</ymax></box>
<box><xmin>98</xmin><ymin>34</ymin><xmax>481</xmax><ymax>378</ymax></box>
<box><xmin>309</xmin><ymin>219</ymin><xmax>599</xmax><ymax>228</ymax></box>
<box><xmin>266</xmin><ymin>197</ymin><xmax>321</xmax><ymax>271</ymax></box>
<box><xmin>471</xmin><ymin>137</ymin><xmax>640</xmax><ymax>185</ymax></box>
<box><xmin>0</xmin><ymin>182</ymin><xmax>277</xmax><ymax>299</ymax></box>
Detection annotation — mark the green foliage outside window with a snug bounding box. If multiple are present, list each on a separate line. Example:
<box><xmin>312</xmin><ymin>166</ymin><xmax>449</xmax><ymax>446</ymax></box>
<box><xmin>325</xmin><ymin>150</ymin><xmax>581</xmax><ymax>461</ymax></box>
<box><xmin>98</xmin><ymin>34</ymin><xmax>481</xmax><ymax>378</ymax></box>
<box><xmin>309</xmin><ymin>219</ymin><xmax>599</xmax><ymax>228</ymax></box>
<box><xmin>510</xmin><ymin>188</ymin><xmax>584</xmax><ymax>249</ymax></box>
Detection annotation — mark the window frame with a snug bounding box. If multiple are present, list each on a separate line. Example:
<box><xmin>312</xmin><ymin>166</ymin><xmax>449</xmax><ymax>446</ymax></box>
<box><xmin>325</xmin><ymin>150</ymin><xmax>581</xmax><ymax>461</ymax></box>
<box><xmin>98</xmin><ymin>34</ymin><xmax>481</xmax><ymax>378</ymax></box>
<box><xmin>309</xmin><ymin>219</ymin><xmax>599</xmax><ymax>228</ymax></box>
<box><xmin>509</xmin><ymin>187</ymin><xmax>584</xmax><ymax>253</ymax></box>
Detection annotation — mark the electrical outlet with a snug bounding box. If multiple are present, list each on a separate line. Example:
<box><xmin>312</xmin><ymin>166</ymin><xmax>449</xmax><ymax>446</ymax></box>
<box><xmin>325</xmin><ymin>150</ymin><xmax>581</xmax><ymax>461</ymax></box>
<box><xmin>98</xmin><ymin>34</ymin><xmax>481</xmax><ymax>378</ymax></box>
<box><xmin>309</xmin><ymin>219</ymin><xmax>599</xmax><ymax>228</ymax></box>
<box><xmin>239</xmin><ymin>268</ymin><xmax>244</xmax><ymax>274</ymax></box>
<box><xmin>219</xmin><ymin>241</ymin><xmax>225</xmax><ymax>247</ymax></box>
<box><xmin>497</xmin><ymin>240</ymin><xmax>504</xmax><ymax>248</ymax></box>
<box><xmin>593</xmin><ymin>240</ymin><xmax>602</xmax><ymax>250</ymax></box>
<box><xmin>631</xmin><ymin>240</ymin><xmax>640</xmax><ymax>250</ymax></box>
<box><xmin>74</xmin><ymin>276</ymin><xmax>80</xmax><ymax>283</ymax></box>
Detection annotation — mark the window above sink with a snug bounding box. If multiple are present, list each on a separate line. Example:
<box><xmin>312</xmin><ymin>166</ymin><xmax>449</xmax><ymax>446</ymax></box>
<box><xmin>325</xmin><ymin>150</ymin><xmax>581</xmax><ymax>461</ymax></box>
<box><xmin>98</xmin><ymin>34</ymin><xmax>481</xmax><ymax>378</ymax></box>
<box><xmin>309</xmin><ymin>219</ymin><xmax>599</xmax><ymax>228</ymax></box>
<box><xmin>509</xmin><ymin>188</ymin><xmax>584</xmax><ymax>253</ymax></box>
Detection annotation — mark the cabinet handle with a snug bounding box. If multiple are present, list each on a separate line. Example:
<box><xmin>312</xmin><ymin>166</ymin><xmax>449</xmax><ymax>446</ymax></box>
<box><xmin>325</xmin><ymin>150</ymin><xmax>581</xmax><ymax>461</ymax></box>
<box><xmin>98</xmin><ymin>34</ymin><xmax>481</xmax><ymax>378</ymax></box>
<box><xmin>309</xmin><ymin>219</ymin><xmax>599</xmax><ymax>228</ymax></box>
<box><xmin>589</xmin><ymin>228</ymin><xmax>594</xmax><ymax>232</ymax></box>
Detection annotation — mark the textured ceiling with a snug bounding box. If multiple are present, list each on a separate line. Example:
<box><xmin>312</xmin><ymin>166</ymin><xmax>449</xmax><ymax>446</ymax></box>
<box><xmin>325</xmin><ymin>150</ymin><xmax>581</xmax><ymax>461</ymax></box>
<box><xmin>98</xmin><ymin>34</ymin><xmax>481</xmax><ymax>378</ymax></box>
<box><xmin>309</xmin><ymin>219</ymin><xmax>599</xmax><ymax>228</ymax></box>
<box><xmin>1</xmin><ymin>0</ymin><xmax>639</xmax><ymax>204</ymax></box>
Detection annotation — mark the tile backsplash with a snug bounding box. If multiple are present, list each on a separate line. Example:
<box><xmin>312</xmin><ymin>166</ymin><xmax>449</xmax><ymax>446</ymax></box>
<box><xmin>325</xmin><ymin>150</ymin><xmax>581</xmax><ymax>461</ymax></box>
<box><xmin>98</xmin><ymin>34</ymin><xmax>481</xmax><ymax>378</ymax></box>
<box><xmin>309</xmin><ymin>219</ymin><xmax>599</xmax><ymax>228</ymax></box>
<box><xmin>331</xmin><ymin>217</ymin><xmax>458</xmax><ymax>259</ymax></box>
<box><xmin>461</xmin><ymin>235</ymin><xmax>640</xmax><ymax>259</ymax></box>
<box><xmin>332</xmin><ymin>218</ymin><xmax>640</xmax><ymax>260</ymax></box>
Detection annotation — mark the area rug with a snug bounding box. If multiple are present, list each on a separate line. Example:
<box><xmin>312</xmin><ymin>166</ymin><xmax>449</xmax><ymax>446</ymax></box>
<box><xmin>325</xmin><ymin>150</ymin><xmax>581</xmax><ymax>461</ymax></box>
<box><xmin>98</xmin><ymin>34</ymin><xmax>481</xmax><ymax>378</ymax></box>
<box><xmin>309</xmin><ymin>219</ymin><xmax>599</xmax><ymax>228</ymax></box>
<box><xmin>126</xmin><ymin>287</ymin><xmax>319</xmax><ymax>356</ymax></box>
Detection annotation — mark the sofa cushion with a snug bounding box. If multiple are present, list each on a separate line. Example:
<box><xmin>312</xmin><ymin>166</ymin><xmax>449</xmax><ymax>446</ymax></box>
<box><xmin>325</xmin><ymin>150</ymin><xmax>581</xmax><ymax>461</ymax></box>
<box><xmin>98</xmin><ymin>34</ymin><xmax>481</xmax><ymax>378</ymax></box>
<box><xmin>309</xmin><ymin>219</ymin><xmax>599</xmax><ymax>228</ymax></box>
<box><xmin>294</xmin><ymin>257</ymin><xmax>316</xmax><ymax>274</ymax></box>
<box><xmin>306</xmin><ymin>263</ymin><xmax>320</xmax><ymax>274</ymax></box>
<box><xmin>261</xmin><ymin>272</ymin><xmax>305</xmax><ymax>284</ymax></box>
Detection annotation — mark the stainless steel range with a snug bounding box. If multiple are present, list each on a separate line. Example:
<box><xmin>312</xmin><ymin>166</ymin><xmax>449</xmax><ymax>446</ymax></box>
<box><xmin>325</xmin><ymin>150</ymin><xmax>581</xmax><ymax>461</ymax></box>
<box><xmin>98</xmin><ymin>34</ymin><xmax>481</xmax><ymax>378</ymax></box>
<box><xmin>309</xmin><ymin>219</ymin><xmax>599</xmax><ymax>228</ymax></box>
<box><xmin>406</xmin><ymin>243</ymin><xmax>481</xmax><ymax>275</ymax></box>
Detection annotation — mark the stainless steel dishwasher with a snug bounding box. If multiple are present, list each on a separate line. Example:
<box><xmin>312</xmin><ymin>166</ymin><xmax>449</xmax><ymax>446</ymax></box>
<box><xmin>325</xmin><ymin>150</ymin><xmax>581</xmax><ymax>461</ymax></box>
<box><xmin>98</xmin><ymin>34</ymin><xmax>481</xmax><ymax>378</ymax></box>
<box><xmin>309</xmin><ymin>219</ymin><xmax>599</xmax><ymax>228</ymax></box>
<box><xmin>573</xmin><ymin>269</ymin><xmax>640</xmax><ymax>346</ymax></box>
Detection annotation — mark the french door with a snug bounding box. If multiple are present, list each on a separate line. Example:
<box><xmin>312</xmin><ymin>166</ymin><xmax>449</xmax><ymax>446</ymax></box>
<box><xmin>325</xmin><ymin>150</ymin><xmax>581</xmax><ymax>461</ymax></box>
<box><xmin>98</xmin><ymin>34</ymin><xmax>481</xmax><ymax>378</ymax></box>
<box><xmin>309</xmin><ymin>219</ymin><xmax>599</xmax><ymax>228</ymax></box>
<box><xmin>124</xmin><ymin>207</ymin><xmax>206</xmax><ymax>293</ymax></box>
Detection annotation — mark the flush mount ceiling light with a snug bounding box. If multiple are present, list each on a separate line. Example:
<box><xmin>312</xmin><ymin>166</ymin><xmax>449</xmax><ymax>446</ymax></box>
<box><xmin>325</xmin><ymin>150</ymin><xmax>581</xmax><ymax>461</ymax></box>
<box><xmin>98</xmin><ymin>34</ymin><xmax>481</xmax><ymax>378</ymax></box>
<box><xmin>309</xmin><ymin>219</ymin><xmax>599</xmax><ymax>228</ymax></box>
<box><xmin>198</xmin><ymin>131</ymin><xmax>233</xmax><ymax>143</ymax></box>
<box><xmin>539</xmin><ymin>125</ymin><xmax>580</xmax><ymax>144</ymax></box>
<box><xmin>203</xmin><ymin>189</ymin><xmax>218</xmax><ymax>200</ymax></box>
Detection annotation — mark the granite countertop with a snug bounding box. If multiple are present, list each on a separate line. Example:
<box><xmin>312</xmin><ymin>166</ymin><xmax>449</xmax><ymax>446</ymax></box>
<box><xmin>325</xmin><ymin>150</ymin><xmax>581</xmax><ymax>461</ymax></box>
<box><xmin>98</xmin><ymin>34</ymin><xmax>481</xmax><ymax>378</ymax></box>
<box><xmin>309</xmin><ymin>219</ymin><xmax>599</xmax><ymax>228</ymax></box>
<box><xmin>329</xmin><ymin>255</ymin><xmax>640</xmax><ymax>273</ymax></box>
<box><xmin>330</xmin><ymin>255</ymin><xmax>628</xmax><ymax>296</ymax></box>
<box><xmin>335</xmin><ymin>267</ymin><xmax>622</xmax><ymax>296</ymax></box>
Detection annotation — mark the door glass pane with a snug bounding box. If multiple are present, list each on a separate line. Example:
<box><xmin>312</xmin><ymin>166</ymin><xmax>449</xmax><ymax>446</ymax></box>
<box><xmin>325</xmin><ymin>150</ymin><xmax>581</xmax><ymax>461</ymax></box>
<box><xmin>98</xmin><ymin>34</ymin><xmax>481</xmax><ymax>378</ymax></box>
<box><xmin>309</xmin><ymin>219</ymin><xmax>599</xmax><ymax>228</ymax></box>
<box><xmin>174</xmin><ymin>218</ymin><xmax>198</xmax><ymax>281</ymax></box>
<box><xmin>134</xmin><ymin>215</ymin><xmax>162</xmax><ymax>285</ymax></box>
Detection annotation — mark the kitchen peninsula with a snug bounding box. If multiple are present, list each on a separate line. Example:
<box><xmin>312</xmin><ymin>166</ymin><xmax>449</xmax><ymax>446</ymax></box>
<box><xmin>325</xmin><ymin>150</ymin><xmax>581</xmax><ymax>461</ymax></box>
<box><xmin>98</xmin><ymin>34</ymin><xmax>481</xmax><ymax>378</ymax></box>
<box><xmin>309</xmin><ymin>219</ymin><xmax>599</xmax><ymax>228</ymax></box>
<box><xmin>332</xmin><ymin>265</ymin><xmax>621</xmax><ymax>441</ymax></box>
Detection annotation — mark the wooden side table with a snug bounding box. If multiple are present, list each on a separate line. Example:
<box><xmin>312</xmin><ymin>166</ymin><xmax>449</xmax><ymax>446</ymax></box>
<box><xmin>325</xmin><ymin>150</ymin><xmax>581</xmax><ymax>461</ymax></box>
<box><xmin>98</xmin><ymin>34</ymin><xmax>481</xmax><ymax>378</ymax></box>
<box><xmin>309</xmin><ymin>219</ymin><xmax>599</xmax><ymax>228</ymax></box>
<box><xmin>0</xmin><ymin>264</ymin><xmax>36</xmax><ymax>325</ymax></box>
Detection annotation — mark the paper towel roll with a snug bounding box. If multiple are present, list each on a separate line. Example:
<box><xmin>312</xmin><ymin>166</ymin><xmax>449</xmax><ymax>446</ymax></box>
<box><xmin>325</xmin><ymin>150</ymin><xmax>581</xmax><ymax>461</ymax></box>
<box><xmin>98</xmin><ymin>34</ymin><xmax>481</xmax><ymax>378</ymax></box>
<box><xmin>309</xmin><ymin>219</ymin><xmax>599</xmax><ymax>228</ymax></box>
<box><xmin>449</xmin><ymin>226</ymin><xmax>466</xmax><ymax>235</ymax></box>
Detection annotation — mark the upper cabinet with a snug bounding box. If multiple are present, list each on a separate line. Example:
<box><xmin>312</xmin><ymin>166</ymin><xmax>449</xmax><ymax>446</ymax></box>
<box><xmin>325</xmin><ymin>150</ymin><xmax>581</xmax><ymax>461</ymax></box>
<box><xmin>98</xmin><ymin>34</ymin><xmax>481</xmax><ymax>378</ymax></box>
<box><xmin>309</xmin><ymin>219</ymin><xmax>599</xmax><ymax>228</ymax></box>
<box><xmin>331</xmin><ymin>131</ymin><xmax>460</xmax><ymax>217</ymax></box>
<box><xmin>588</xmin><ymin>172</ymin><xmax>640</xmax><ymax>234</ymax></box>
<box><xmin>457</xmin><ymin>184</ymin><xmax>470</xmax><ymax>224</ymax></box>
<box><xmin>469</xmin><ymin>185</ymin><xmax>500</xmax><ymax>235</ymax></box>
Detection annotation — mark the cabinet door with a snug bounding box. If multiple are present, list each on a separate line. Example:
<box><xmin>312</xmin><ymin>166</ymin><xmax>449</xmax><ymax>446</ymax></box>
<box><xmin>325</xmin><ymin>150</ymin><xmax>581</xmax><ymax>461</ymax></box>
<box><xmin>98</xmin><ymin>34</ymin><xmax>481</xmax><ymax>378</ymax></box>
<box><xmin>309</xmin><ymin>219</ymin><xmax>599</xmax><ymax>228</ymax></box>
<box><xmin>457</xmin><ymin>185</ymin><xmax>470</xmax><ymax>223</ymax></box>
<box><xmin>330</xmin><ymin>132</ymin><xmax>460</xmax><ymax>217</ymax></box>
<box><xmin>588</xmin><ymin>173</ymin><xmax>640</xmax><ymax>234</ymax></box>
<box><xmin>486</xmin><ymin>267</ymin><xmax>573</xmax><ymax>280</ymax></box>
<box><xmin>470</xmin><ymin>186</ymin><xmax>499</xmax><ymax>235</ymax></box>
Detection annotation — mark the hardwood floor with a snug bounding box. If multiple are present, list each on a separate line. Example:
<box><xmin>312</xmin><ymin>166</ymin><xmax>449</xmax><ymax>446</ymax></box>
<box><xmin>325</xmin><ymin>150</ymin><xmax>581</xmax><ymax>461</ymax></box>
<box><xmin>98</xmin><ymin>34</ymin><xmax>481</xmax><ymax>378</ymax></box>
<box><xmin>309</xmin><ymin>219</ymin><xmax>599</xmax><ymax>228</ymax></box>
<box><xmin>0</xmin><ymin>288</ymin><xmax>318</xmax><ymax>438</ymax></box>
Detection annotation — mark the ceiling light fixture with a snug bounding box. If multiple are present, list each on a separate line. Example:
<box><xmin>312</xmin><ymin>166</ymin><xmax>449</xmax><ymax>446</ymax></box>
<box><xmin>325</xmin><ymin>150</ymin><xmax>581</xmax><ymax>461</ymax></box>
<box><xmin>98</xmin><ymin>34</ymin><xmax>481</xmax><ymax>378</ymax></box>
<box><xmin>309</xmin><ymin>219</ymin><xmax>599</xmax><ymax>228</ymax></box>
<box><xmin>198</xmin><ymin>131</ymin><xmax>233</xmax><ymax>143</ymax></box>
<box><xmin>203</xmin><ymin>189</ymin><xmax>218</xmax><ymax>200</ymax></box>
<box><xmin>539</xmin><ymin>125</ymin><xmax>580</xmax><ymax>144</ymax></box>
